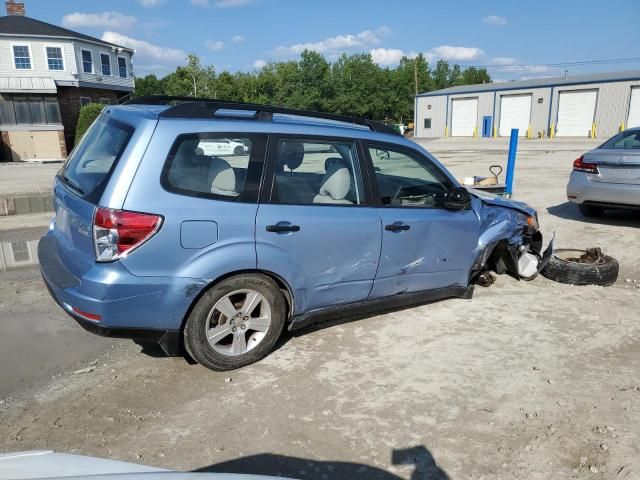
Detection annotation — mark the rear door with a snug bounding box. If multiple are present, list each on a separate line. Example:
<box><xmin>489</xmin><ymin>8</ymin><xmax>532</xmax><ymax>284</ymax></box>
<box><xmin>363</xmin><ymin>142</ymin><xmax>480</xmax><ymax>298</ymax></box>
<box><xmin>255</xmin><ymin>136</ymin><xmax>382</xmax><ymax>315</ymax></box>
<box><xmin>53</xmin><ymin>114</ymin><xmax>134</xmax><ymax>276</ymax></box>
<box><xmin>585</xmin><ymin>130</ymin><xmax>640</xmax><ymax>185</ymax></box>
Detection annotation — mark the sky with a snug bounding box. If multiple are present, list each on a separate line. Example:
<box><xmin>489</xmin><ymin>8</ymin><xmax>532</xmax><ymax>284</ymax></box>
<box><xmin>20</xmin><ymin>0</ymin><xmax>640</xmax><ymax>81</ymax></box>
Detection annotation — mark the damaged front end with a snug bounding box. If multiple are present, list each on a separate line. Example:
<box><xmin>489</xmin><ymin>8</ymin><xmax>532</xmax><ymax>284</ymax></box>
<box><xmin>468</xmin><ymin>189</ymin><xmax>554</xmax><ymax>284</ymax></box>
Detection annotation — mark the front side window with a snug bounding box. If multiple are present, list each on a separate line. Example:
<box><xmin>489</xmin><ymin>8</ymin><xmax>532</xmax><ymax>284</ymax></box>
<box><xmin>46</xmin><ymin>46</ymin><xmax>64</xmax><ymax>70</ymax></box>
<box><xmin>118</xmin><ymin>57</ymin><xmax>127</xmax><ymax>78</ymax></box>
<box><xmin>61</xmin><ymin>115</ymin><xmax>133</xmax><ymax>199</ymax></box>
<box><xmin>100</xmin><ymin>53</ymin><xmax>111</xmax><ymax>76</ymax></box>
<box><xmin>82</xmin><ymin>50</ymin><xmax>93</xmax><ymax>73</ymax></box>
<box><xmin>601</xmin><ymin>130</ymin><xmax>640</xmax><ymax>149</ymax></box>
<box><xmin>163</xmin><ymin>134</ymin><xmax>261</xmax><ymax>201</ymax></box>
<box><xmin>13</xmin><ymin>45</ymin><xmax>31</xmax><ymax>69</ymax></box>
<box><xmin>271</xmin><ymin>139</ymin><xmax>364</xmax><ymax>206</ymax></box>
<box><xmin>368</xmin><ymin>145</ymin><xmax>452</xmax><ymax>209</ymax></box>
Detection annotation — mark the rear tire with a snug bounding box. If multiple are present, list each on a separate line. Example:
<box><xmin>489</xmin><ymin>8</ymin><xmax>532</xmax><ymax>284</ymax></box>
<box><xmin>579</xmin><ymin>204</ymin><xmax>604</xmax><ymax>217</ymax></box>
<box><xmin>184</xmin><ymin>274</ymin><xmax>286</xmax><ymax>371</ymax></box>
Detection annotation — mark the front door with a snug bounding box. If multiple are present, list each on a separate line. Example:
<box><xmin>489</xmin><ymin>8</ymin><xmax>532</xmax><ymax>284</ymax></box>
<box><xmin>256</xmin><ymin>136</ymin><xmax>382</xmax><ymax>315</ymax></box>
<box><xmin>364</xmin><ymin>143</ymin><xmax>480</xmax><ymax>298</ymax></box>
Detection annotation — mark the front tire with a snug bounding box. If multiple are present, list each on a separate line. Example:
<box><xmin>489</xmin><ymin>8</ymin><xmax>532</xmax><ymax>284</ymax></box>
<box><xmin>234</xmin><ymin>145</ymin><xmax>244</xmax><ymax>155</ymax></box>
<box><xmin>184</xmin><ymin>274</ymin><xmax>286</xmax><ymax>371</ymax></box>
<box><xmin>579</xmin><ymin>204</ymin><xmax>604</xmax><ymax>217</ymax></box>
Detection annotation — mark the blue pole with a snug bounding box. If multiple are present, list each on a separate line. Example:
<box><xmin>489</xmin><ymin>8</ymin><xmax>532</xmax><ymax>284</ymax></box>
<box><xmin>505</xmin><ymin>128</ymin><xmax>519</xmax><ymax>197</ymax></box>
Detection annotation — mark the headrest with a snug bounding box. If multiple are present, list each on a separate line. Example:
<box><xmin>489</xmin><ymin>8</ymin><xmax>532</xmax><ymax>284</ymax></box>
<box><xmin>324</xmin><ymin>157</ymin><xmax>349</xmax><ymax>172</ymax></box>
<box><xmin>319</xmin><ymin>163</ymin><xmax>350</xmax><ymax>200</ymax></box>
<box><xmin>209</xmin><ymin>157</ymin><xmax>237</xmax><ymax>195</ymax></box>
<box><xmin>279</xmin><ymin>141</ymin><xmax>304</xmax><ymax>171</ymax></box>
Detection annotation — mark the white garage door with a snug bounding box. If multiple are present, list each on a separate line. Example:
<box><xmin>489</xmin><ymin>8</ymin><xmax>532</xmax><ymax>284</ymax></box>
<box><xmin>499</xmin><ymin>94</ymin><xmax>532</xmax><ymax>136</ymax></box>
<box><xmin>451</xmin><ymin>98</ymin><xmax>478</xmax><ymax>136</ymax></box>
<box><xmin>627</xmin><ymin>87</ymin><xmax>640</xmax><ymax>129</ymax></box>
<box><xmin>556</xmin><ymin>90</ymin><xmax>597</xmax><ymax>137</ymax></box>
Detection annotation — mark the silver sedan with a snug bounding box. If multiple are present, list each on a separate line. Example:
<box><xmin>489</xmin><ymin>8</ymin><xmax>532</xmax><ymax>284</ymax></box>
<box><xmin>567</xmin><ymin>127</ymin><xmax>640</xmax><ymax>217</ymax></box>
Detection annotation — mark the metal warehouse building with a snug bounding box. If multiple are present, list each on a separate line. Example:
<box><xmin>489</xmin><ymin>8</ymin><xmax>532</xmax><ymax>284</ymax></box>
<box><xmin>414</xmin><ymin>70</ymin><xmax>640</xmax><ymax>139</ymax></box>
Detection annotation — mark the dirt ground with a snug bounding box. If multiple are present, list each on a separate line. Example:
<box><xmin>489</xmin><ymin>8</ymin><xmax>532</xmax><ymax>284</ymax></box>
<box><xmin>1</xmin><ymin>138</ymin><xmax>639</xmax><ymax>480</ymax></box>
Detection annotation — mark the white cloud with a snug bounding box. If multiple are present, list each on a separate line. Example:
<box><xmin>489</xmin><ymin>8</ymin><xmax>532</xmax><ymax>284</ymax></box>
<box><xmin>369</xmin><ymin>48</ymin><xmax>416</xmax><ymax>66</ymax></box>
<box><xmin>499</xmin><ymin>64</ymin><xmax>551</xmax><ymax>74</ymax></box>
<box><xmin>231</xmin><ymin>35</ymin><xmax>245</xmax><ymax>43</ymax></box>
<box><xmin>491</xmin><ymin>57</ymin><xmax>517</xmax><ymax>66</ymax></box>
<box><xmin>101</xmin><ymin>31</ymin><xmax>186</xmax><ymax>73</ymax></box>
<box><xmin>137</xmin><ymin>0</ymin><xmax>166</xmax><ymax>7</ymax></box>
<box><xmin>62</xmin><ymin>11</ymin><xmax>138</xmax><ymax>30</ymax></box>
<box><xmin>425</xmin><ymin>45</ymin><xmax>485</xmax><ymax>62</ymax></box>
<box><xmin>191</xmin><ymin>0</ymin><xmax>254</xmax><ymax>7</ymax></box>
<box><xmin>206</xmin><ymin>40</ymin><xmax>224</xmax><ymax>51</ymax></box>
<box><xmin>482</xmin><ymin>15</ymin><xmax>507</xmax><ymax>26</ymax></box>
<box><xmin>252</xmin><ymin>59</ymin><xmax>267</xmax><ymax>70</ymax></box>
<box><xmin>274</xmin><ymin>26</ymin><xmax>390</xmax><ymax>56</ymax></box>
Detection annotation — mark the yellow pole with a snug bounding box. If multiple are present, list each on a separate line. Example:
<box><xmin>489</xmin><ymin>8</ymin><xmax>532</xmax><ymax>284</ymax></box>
<box><xmin>473</xmin><ymin>127</ymin><xmax>477</xmax><ymax>138</ymax></box>
<box><xmin>493</xmin><ymin>126</ymin><xmax>497</xmax><ymax>138</ymax></box>
<box><xmin>445</xmin><ymin>126</ymin><xmax>449</xmax><ymax>137</ymax></box>
<box><xmin>550</xmin><ymin>123</ymin><xmax>555</xmax><ymax>139</ymax></box>
<box><xmin>591</xmin><ymin>123</ymin><xmax>596</xmax><ymax>138</ymax></box>
<box><xmin>620</xmin><ymin>122</ymin><xmax>625</xmax><ymax>132</ymax></box>
<box><xmin>526</xmin><ymin>125</ymin><xmax>532</xmax><ymax>139</ymax></box>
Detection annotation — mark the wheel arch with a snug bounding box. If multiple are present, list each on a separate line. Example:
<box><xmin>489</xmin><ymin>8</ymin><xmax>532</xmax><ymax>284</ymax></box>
<box><xmin>178</xmin><ymin>268</ymin><xmax>295</xmax><ymax>333</ymax></box>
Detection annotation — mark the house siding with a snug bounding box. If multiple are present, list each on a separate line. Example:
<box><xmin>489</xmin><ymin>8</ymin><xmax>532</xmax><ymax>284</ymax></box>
<box><xmin>416</xmin><ymin>77</ymin><xmax>640</xmax><ymax>139</ymax></box>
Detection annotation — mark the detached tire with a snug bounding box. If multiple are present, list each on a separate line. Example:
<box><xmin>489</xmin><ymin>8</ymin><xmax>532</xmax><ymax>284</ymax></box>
<box><xmin>541</xmin><ymin>248</ymin><xmax>618</xmax><ymax>286</ymax></box>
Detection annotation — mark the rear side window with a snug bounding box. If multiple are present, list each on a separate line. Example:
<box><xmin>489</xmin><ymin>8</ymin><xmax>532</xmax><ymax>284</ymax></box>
<box><xmin>60</xmin><ymin>114</ymin><xmax>133</xmax><ymax>200</ymax></box>
<box><xmin>161</xmin><ymin>134</ymin><xmax>265</xmax><ymax>202</ymax></box>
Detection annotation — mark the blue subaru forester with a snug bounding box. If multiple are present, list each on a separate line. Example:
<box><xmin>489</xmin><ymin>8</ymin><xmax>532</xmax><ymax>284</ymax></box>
<box><xmin>39</xmin><ymin>98</ymin><xmax>551</xmax><ymax>371</ymax></box>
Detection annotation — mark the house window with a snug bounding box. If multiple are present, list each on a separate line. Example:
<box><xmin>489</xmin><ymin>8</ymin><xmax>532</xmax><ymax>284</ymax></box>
<box><xmin>13</xmin><ymin>45</ymin><xmax>31</xmax><ymax>69</ymax></box>
<box><xmin>11</xmin><ymin>240</ymin><xmax>30</xmax><ymax>263</ymax></box>
<box><xmin>100</xmin><ymin>98</ymin><xmax>112</xmax><ymax>105</ymax></box>
<box><xmin>118</xmin><ymin>57</ymin><xmax>127</xmax><ymax>78</ymax></box>
<box><xmin>100</xmin><ymin>53</ymin><xmax>111</xmax><ymax>76</ymax></box>
<box><xmin>46</xmin><ymin>46</ymin><xmax>64</xmax><ymax>70</ymax></box>
<box><xmin>424</xmin><ymin>118</ymin><xmax>432</xmax><ymax>129</ymax></box>
<box><xmin>80</xmin><ymin>97</ymin><xmax>91</xmax><ymax>107</ymax></box>
<box><xmin>81</xmin><ymin>50</ymin><xmax>93</xmax><ymax>73</ymax></box>
<box><xmin>0</xmin><ymin>95</ymin><xmax>61</xmax><ymax>125</ymax></box>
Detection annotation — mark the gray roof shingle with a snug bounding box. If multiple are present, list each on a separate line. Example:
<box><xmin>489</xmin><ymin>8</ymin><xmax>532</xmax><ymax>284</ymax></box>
<box><xmin>0</xmin><ymin>15</ymin><xmax>133</xmax><ymax>51</ymax></box>
<box><xmin>416</xmin><ymin>70</ymin><xmax>640</xmax><ymax>97</ymax></box>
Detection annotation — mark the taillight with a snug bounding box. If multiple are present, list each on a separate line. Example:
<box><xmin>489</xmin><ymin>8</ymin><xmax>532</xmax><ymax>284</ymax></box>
<box><xmin>93</xmin><ymin>208</ymin><xmax>162</xmax><ymax>262</ymax></box>
<box><xmin>573</xmin><ymin>156</ymin><xmax>599</xmax><ymax>174</ymax></box>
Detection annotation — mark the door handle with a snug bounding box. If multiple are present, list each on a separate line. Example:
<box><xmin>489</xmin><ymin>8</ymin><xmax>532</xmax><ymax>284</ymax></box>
<box><xmin>385</xmin><ymin>223</ymin><xmax>410</xmax><ymax>232</ymax></box>
<box><xmin>266</xmin><ymin>223</ymin><xmax>301</xmax><ymax>233</ymax></box>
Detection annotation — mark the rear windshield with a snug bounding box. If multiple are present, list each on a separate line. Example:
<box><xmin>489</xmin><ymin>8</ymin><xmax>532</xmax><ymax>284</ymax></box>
<box><xmin>60</xmin><ymin>114</ymin><xmax>133</xmax><ymax>200</ymax></box>
<box><xmin>600</xmin><ymin>130</ymin><xmax>640</xmax><ymax>149</ymax></box>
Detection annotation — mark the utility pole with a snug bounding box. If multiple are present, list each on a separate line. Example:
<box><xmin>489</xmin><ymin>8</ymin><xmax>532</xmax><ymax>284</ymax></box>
<box><xmin>414</xmin><ymin>60</ymin><xmax>418</xmax><ymax>96</ymax></box>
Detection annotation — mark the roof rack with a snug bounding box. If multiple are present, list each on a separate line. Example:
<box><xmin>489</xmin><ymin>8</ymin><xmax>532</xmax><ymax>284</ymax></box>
<box><xmin>124</xmin><ymin>96</ymin><xmax>400</xmax><ymax>136</ymax></box>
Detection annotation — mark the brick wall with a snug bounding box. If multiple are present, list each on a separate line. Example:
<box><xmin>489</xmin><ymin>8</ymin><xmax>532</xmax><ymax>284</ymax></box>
<box><xmin>57</xmin><ymin>86</ymin><xmax>126</xmax><ymax>152</ymax></box>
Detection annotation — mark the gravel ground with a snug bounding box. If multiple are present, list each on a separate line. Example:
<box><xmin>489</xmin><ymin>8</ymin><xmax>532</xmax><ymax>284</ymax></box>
<box><xmin>0</xmin><ymin>138</ymin><xmax>639</xmax><ymax>480</ymax></box>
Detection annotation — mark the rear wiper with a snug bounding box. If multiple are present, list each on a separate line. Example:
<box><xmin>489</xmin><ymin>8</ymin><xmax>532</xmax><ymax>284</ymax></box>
<box><xmin>61</xmin><ymin>174</ymin><xmax>85</xmax><ymax>195</ymax></box>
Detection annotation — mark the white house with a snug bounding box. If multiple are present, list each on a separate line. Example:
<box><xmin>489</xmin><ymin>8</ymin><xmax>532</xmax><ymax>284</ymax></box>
<box><xmin>0</xmin><ymin>0</ymin><xmax>135</xmax><ymax>161</ymax></box>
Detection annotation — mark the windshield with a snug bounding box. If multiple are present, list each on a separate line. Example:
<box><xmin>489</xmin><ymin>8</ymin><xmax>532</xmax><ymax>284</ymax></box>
<box><xmin>600</xmin><ymin>130</ymin><xmax>640</xmax><ymax>149</ymax></box>
<box><xmin>60</xmin><ymin>114</ymin><xmax>133</xmax><ymax>200</ymax></box>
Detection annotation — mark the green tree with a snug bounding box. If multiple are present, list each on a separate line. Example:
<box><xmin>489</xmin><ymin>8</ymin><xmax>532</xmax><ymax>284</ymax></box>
<box><xmin>462</xmin><ymin>67</ymin><xmax>491</xmax><ymax>85</ymax></box>
<box><xmin>75</xmin><ymin>103</ymin><xmax>105</xmax><ymax>143</ymax></box>
<box><xmin>133</xmin><ymin>74</ymin><xmax>163</xmax><ymax>97</ymax></box>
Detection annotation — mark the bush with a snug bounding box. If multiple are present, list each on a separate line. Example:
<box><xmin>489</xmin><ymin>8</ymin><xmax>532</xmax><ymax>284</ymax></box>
<box><xmin>75</xmin><ymin>103</ymin><xmax>106</xmax><ymax>144</ymax></box>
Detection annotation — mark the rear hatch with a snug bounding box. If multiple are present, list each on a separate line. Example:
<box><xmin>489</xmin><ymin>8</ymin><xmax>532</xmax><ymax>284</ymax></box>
<box><xmin>53</xmin><ymin>113</ymin><xmax>135</xmax><ymax>276</ymax></box>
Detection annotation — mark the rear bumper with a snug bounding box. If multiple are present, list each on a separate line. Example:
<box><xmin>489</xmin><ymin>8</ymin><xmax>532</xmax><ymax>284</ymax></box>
<box><xmin>567</xmin><ymin>171</ymin><xmax>640</xmax><ymax>207</ymax></box>
<box><xmin>38</xmin><ymin>234</ymin><xmax>203</xmax><ymax>355</ymax></box>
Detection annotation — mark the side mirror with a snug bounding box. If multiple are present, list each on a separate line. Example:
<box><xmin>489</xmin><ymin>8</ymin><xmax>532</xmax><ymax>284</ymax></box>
<box><xmin>443</xmin><ymin>187</ymin><xmax>472</xmax><ymax>211</ymax></box>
